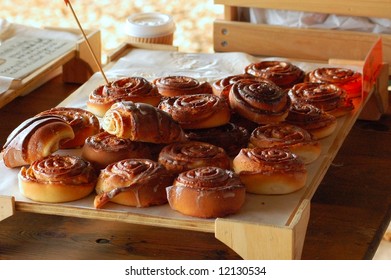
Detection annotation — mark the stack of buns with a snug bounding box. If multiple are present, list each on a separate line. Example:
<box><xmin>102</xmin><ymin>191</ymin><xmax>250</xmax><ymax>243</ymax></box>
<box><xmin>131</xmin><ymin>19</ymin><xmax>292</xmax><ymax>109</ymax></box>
<box><xmin>1</xmin><ymin>62</ymin><xmax>361</xmax><ymax>219</ymax></box>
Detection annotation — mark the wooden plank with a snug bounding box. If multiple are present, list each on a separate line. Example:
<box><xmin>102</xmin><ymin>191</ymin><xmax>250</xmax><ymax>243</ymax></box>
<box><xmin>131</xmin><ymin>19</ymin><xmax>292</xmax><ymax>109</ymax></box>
<box><xmin>213</xmin><ymin>20</ymin><xmax>391</xmax><ymax>72</ymax></box>
<box><xmin>215</xmin><ymin>0</ymin><xmax>391</xmax><ymax>19</ymax></box>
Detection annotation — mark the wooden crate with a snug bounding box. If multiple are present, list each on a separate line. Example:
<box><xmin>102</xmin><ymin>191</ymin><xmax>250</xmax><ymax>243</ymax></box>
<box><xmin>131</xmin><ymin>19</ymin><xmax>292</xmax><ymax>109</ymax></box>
<box><xmin>213</xmin><ymin>0</ymin><xmax>390</xmax><ymax>120</ymax></box>
<box><xmin>0</xmin><ymin>27</ymin><xmax>101</xmax><ymax>109</ymax></box>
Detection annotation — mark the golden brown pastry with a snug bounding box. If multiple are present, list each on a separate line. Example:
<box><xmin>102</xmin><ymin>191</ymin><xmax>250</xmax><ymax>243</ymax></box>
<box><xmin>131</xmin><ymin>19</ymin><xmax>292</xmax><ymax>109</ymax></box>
<box><xmin>233</xmin><ymin>147</ymin><xmax>307</xmax><ymax>194</ymax></box>
<box><xmin>228</xmin><ymin>79</ymin><xmax>291</xmax><ymax>124</ymax></box>
<box><xmin>87</xmin><ymin>77</ymin><xmax>161</xmax><ymax>117</ymax></box>
<box><xmin>81</xmin><ymin>131</ymin><xmax>152</xmax><ymax>170</ymax></box>
<box><xmin>153</xmin><ymin>75</ymin><xmax>213</xmax><ymax>97</ymax></box>
<box><xmin>102</xmin><ymin>101</ymin><xmax>186</xmax><ymax>144</ymax></box>
<box><xmin>2</xmin><ymin>115</ymin><xmax>75</xmax><ymax>168</ymax></box>
<box><xmin>18</xmin><ymin>155</ymin><xmax>97</xmax><ymax>203</ymax></box>
<box><xmin>184</xmin><ymin>122</ymin><xmax>249</xmax><ymax>157</ymax></box>
<box><xmin>158</xmin><ymin>94</ymin><xmax>231</xmax><ymax>129</ymax></box>
<box><xmin>288</xmin><ymin>82</ymin><xmax>354</xmax><ymax>117</ymax></box>
<box><xmin>36</xmin><ymin>107</ymin><xmax>100</xmax><ymax>149</ymax></box>
<box><xmin>249</xmin><ymin>123</ymin><xmax>321</xmax><ymax>164</ymax></box>
<box><xmin>166</xmin><ymin>166</ymin><xmax>246</xmax><ymax>218</ymax></box>
<box><xmin>245</xmin><ymin>60</ymin><xmax>305</xmax><ymax>89</ymax></box>
<box><xmin>158</xmin><ymin>141</ymin><xmax>231</xmax><ymax>174</ymax></box>
<box><xmin>306</xmin><ymin>67</ymin><xmax>362</xmax><ymax>98</ymax></box>
<box><xmin>94</xmin><ymin>158</ymin><xmax>174</xmax><ymax>209</ymax></box>
<box><xmin>285</xmin><ymin>102</ymin><xmax>337</xmax><ymax>139</ymax></box>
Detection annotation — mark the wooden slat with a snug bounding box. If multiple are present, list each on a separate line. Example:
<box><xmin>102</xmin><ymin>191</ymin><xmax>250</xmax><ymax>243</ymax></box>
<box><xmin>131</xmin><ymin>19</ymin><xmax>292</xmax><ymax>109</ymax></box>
<box><xmin>215</xmin><ymin>0</ymin><xmax>391</xmax><ymax>19</ymax></box>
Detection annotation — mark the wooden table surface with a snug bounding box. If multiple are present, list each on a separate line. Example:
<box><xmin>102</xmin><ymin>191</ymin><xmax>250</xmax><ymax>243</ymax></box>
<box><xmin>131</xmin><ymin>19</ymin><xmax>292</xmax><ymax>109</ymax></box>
<box><xmin>0</xmin><ymin>75</ymin><xmax>390</xmax><ymax>260</ymax></box>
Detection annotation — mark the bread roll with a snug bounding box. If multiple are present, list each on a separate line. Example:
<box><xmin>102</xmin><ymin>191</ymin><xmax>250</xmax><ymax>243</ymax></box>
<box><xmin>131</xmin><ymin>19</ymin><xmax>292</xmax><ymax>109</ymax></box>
<box><xmin>94</xmin><ymin>158</ymin><xmax>174</xmax><ymax>208</ymax></box>
<box><xmin>153</xmin><ymin>75</ymin><xmax>213</xmax><ymax>97</ymax></box>
<box><xmin>250</xmin><ymin>123</ymin><xmax>321</xmax><ymax>164</ymax></box>
<box><xmin>166</xmin><ymin>166</ymin><xmax>246</xmax><ymax>218</ymax></box>
<box><xmin>306</xmin><ymin>67</ymin><xmax>362</xmax><ymax>98</ymax></box>
<box><xmin>245</xmin><ymin>60</ymin><xmax>305</xmax><ymax>89</ymax></box>
<box><xmin>81</xmin><ymin>131</ymin><xmax>152</xmax><ymax>170</ymax></box>
<box><xmin>229</xmin><ymin>79</ymin><xmax>291</xmax><ymax>124</ymax></box>
<box><xmin>2</xmin><ymin>115</ymin><xmax>75</xmax><ymax>168</ymax></box>
<box><xmin>87</xmin><ymin>77</ymin><xmax>161</xmax><ymax>117</ymax></box>
<box><xmin>18</xmin><ymin>155</ymin><xmax>97</xmax><ymax>203</ymax></box>
<box><xmin>158</xmin><ymin>94</ymin><xmax>231</xmax><ymax>129</ymax></box>
<box><xmin>233</xmin><ymin>147</ymin><xmax>307</xmax><ymax>194</ymax></box>
<box><xmin>158</xmin><ymin>141</ymin><xmax>231</xmax><ymax>174</ymax></box>
<box><xmin>102</xmin><ymin>101</ymin><xmax>186</xmax><ymax>144</ymax></box>
<box><xmin>36</xmin><ymin>107</ymin><xmax>100</xmax><ymax>149</ymax></box>
<box><xmin>288</xmin><ymin>82</ymin><xmax>354</xmax><ymax>117</ymax></box>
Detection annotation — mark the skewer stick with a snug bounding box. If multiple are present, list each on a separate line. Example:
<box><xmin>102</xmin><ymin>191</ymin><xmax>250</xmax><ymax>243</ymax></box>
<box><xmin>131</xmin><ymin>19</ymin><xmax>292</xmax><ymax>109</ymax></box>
<box><xmin>64</xmin><ymin>0</ymin><xmax>109</xmax><ymax>85</ymax></box>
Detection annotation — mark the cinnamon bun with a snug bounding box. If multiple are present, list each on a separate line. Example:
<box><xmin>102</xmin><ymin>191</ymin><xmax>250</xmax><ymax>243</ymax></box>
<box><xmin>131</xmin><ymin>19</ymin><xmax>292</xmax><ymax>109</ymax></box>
<box><xmin>228</xmin><ymin>79</ymin><xmax>291</xmax><ymax>124</ymax></box>
<box><xmin>288</xmin><ymin>82</ymin><xmax>354</xmax><ymax>117</ymax></box>
<box><xmin>158</xmin><ymin>94</ymin><xmax>231</xmax><ymax>129</ymax></box>
<box><xmin>158</xmin><ymin>141</ymin><xmax>231</xmax><ymax>174</ymax></box>
<box><xmin>306</xmin><ymin>67</ymin><xmax>362</xmax><ymax>98</ymax></box>
<box><xmin>166</xmin><ymin>166</ymin><xmax>246</xmax><ymax>218</ymax></box>
<box><xmin>81</xmin><ymin>131</ymin><xmax>152</xmax><ymax>170</ymax></box>
<box><xmin>87</xmin><ymin>77</ymin><xmax>161</xmax><ymax>117</ymax></box>
<box><xmin>153</xmin><ymin>75</ymin><xmax>213</xmax><ymax>97</ymax></box>
<box><xmin>18</xmin><ymin>155</ymin><xmax>97</xmax><ymax>203</ymax></box>
<box><xmin>36</xmin><ymin>107</ymin><xmax>100</xmax><ymax>149</ymax></box>
<box><xmin>245</xmin><ymin>60</ymin><xmax>305</xmax><ymax>89</ymax></box>
<box><xmin>285</xmin><ymin>102</ymin><xmax>337</xmax><ymax>139</ymax></box>
<box><xmin>94</xmin><ymin>158</ymin><xmax>174</xmax><ymax>208</ymax></box>
<box><xmin>233</xmin><ymin>147</ymin><xmax>307</xmax><ymax>194</ymax></box>
<box><xmin>249</xmin><ymin>123</ymin><xmax>321</xmax><ymax>164</ymax></box>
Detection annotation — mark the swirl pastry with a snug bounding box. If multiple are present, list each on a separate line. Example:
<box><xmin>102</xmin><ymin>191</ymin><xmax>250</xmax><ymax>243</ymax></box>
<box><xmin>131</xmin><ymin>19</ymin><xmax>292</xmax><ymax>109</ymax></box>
<box><xmin>94</xmin><ymin>158</ymin><xmax>174</xmax><ymax>209</ymax></box>
<box><xmin>153</xmin><ymin>75</ymin><xmax>213</xmax><ymax>97</ymax></box>
<box><xmin>249</xmin><ymin>123</ymin><xmax>321</xmax><ymax>164</ymax></box>
<box><xmin>245</xmin><ymin>60</ymin><xmax>305</xmax><ymax>89</ymax></box>
<box><xmin>185</xmin><ymin>122</ymin><xmax>249</xmax><ymax>157</ymax></box>
<box><xmin>306</xmin><ymin>67</ymin><xmax>362</xmax><ymax>98</ymax></box>
<box><xmin>87</xmin><ymin>77</ymin><xmax>161</xmax><ymax>117</ymax></box>
<box><xmin>285</xmin><ymin>102</ymin><xmax>337</xmax><ymax>139</ymax></box>
<box><xmin>102</xmin><ymin>101</ymin><xmax>186</xmax><ymax>144</ymax></box>
<box><xmin>2</xmin><ymin>115</ymin><xmax>75</xmax><ymax>168</ymax></box>
<box><xmin>81</xmin><ymin>131</ymin><xmax>152</xmax><ymax>170</ymax></box>
<box><xmin>228</xmin><ymin>79</ymin><xmax>291</xmax><ymax>124</ymax></box>
<box><xmin>36</xmin><ymin>107</ymin><xmax>100</xmax><ymax>149</ymax></box>
<box><xmin>158</xmin><ymin>94</ymin><xmax>231</xmax><ymax>129</ymax></box>
<box><xmin>18</xmin><ymin>155</ymin><xmax>97</xmax><ymax>203</ymax></box>
<box><xmin>288</xmin><ymin>82</ymin><xmax>354</xmax><ymax>117</ymax></box>
<box><xmin>158</xmin><ymin>141</ymin><xmax>231</xmax><ymax>174</ymax></box>
<box><xmin>212</xmin><ymin>74</ymin><xmax>269</xmax><ymax>100</ymax></box>
<box><xmin>166</xmin><ymin>166</ymin><xmax>246</xmax><ymax>218</ymax></box>
<box><xmin>233</xmin><ymin>147</ymin><xmax>307</xmax><ymax>194</ymax></box>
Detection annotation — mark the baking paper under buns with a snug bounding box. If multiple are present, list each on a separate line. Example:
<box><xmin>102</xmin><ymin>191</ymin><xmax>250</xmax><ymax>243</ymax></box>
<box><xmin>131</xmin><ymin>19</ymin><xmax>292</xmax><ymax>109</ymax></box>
<box><xmin>166</xmin><ymin>166</ymin><xmax>246</xmax><ymax>218</ymax></box>
<box><xmin>18</xmin><ymin>155</ymin><xmax>97</xmax><ymax>203</ymax></box>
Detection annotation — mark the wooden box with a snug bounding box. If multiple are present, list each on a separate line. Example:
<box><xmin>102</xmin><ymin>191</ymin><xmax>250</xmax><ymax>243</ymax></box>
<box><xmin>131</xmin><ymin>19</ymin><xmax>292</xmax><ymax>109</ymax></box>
<box><xmin>213</xmin><ymin>0</ymin><xmax>390</xmax><ymax>120</ymax></box>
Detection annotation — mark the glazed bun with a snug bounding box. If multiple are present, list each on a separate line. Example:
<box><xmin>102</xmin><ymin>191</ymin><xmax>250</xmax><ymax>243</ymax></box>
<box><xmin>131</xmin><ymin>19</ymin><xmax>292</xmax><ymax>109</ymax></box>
<box><xmin>18</xmin><ymin>155</ymin><xmax>97</xmax><ymax>203</ymax></box>
<box><xmin>153</xmin><ymin>75</ymin><xmax>213</xmax><ymax>97</ymax></box>
<box><xmin>87</xmin><ymin>77</ymin><xmax>161</xmax><ymax>117</ymax></box>
<box><xmin>81</xmin><ymin>131</ymin><xmax>152</xmax><ymax>170</ymax></box>
<box><xmin>36</xmin><ymin>107</ymin><xmax>100</xmax><ymax>149</ymax></box>
<box><xmin>94</xmin><ymin>158</ymin><xmax>174</xmax><ymax>208</ymax></box>
<box><xmin>158</xmin><ymin>141</ymin><xmax>231</xmax><ymax>174</ymax></box>
<box><xmin>233</xmin><ymin>147</ymin><xmax>307</xmax><ymax>194</ymax></box>
<box><xmin>249</xmin><ymin>123</ymin><xmax>321</xmax><ymax>164</ymax></box>
<box><xmin>2</xmin><ymin>115</ymin><xmax>74</xmax><ymax>168</ymax></box>
<box><xmin>158</xmin><ymin>94</ymin><xmax>231</xmax><ymax>129</ymax></box>
<box><xmin>166</xmin><ymin>166</ymin><xmax>246</xmax><ymax>218</ymax></box>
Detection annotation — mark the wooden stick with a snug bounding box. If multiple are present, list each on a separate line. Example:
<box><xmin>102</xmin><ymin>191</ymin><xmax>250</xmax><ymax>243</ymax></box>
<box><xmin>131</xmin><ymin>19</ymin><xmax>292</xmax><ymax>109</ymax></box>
<box><xmin>64</xmin><ymin>0</ymin><xmax>109</xmax><ymax>85</ymax></box>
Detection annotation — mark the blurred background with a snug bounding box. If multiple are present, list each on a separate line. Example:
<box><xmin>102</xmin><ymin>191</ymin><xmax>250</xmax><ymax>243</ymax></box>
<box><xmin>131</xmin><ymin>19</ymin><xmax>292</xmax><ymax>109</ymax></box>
<box><xmin>0</xmin><ymin>0</ymin><xmax>223</xmax><ymax>62</ymax></box>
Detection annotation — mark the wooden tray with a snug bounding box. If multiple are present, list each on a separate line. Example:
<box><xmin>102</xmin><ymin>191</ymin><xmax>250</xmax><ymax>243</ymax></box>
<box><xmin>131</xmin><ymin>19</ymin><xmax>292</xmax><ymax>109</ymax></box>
<box><xmin>0</xmin><ymin>42</ymin><xmax>384</xmax><ymax>260</ymax></box>
<box><xmin>0</xmin><ymin>27</ymin><xmax>101</xmax><ymax>109</ymax></box>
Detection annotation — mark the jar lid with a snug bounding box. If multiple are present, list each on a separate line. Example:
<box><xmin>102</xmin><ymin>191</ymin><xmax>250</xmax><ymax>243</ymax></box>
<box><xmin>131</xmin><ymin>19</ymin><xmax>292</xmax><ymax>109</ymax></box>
<box><xmin>125</xmin><ymin>12</ymin><xmax>176</xmax><ymax>38</ymax></box>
